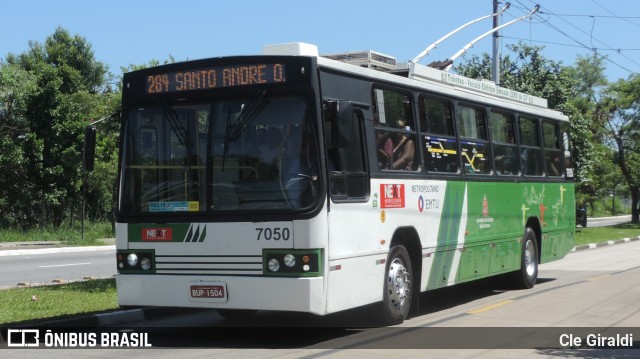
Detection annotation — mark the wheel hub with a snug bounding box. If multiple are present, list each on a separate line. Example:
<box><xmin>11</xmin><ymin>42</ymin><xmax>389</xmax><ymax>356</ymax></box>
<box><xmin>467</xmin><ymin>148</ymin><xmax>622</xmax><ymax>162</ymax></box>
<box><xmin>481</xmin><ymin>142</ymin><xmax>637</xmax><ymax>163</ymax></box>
<box><xmin>524</xmin><ymin>240</ymin><xmax>536</xmax><ymax>277</ymax></box>
<box><xmin>387</xmin><ymin>258</ymin><xmax>410</xmax><ymax>309</ymax></box>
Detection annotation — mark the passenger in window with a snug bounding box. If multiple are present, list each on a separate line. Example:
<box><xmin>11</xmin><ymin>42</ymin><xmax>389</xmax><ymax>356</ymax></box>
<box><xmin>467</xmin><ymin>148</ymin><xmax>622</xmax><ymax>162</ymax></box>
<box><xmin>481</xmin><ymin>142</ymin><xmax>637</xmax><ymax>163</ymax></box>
<box><xmin>390</xmin><ymin>119</ymin><xmax>415</xmax><ymax>170</ymax></box>
<box><xmin>376</xmin><ymin>130</ymin><xmax>393</xmax><ymax>169</ymax></box>
<box><xmin>546</xmin><ymin>153</ymin><xmax>561</xmax><ymax>176</ymax></box>
<box><xmin>520</xmin><ymin>147</ymin><xmax>529</xmax><ymax>173</ymax></box>
<box><xmin>494</xmin><ymin>146</ymin><xmax>516</xmax><ymax>175</ymax></box>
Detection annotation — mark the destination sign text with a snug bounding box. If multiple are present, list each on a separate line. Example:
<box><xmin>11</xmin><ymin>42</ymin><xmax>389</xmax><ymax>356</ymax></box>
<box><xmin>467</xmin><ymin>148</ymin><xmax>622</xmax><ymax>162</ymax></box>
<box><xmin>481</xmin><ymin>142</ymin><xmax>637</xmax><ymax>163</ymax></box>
<box><xmin>146</xmin><ymin>64</ymin><xmax>286</xmax><ymax>94</ymax></box>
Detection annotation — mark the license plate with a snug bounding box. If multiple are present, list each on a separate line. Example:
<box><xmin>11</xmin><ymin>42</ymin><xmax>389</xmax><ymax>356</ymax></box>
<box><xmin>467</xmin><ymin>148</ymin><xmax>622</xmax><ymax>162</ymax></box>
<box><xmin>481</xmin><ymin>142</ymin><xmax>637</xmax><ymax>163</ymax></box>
<box><xmin>189</xmin><ymin>282</ymin><xmax>227</xmax><ymax>302</ymax></box>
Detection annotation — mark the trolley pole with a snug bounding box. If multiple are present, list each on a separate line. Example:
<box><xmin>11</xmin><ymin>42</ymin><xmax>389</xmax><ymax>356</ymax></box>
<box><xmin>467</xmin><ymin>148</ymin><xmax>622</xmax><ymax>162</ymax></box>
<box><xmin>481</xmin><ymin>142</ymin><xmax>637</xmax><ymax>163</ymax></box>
<box><xmin>492</xmin><ymin>0</ymin><xmax>500</xmax><ymax>85</ymax></box>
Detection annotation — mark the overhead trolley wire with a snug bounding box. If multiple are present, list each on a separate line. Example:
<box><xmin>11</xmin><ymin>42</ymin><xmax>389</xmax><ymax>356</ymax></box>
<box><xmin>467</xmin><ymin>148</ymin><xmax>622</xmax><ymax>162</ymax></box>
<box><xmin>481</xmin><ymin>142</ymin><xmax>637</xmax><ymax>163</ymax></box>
<box><xmin>504</xmin><ymin>0</ymin><xmax>639</xmax><ymax>75</ymax></box>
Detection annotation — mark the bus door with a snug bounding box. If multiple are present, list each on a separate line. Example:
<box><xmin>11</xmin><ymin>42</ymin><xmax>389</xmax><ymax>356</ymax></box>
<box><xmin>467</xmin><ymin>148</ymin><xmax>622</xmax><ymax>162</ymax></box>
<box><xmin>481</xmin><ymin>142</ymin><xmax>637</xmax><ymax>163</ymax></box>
<box><xmin>323</xmin><ymin>100</ymin><xmax>381</xmax><ymax>311</ymax></box>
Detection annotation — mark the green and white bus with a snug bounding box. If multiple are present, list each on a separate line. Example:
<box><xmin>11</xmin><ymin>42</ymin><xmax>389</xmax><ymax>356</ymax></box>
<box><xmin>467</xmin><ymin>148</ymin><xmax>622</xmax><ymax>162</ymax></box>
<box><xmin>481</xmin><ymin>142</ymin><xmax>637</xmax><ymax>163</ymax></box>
<box><xmin>114</xmin><ymin>43</ymin><xmax>575</xmax><ymax>324</ymax></box>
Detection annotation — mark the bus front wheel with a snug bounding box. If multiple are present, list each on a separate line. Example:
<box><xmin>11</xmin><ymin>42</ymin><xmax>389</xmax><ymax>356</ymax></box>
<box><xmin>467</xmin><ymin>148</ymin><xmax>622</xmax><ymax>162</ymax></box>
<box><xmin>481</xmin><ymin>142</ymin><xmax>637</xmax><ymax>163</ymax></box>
<box><xmin>381</xmin><ymin>245</ymin><xmax>412</xmax><ymax>325</ymax></box>
<box><xmin>512</xmin><ymin>227</ymin><xmax>538</xmax><ymax>289</ymax></box>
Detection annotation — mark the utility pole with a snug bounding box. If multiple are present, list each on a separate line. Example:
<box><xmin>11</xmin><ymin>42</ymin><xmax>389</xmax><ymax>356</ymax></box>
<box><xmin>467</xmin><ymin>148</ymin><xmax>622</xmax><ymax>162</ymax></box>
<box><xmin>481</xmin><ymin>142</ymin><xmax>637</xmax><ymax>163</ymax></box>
<box><xmin>492</xmin><ymin>0</ymin><xmax>500</xmax><ymax>84</ymax></box>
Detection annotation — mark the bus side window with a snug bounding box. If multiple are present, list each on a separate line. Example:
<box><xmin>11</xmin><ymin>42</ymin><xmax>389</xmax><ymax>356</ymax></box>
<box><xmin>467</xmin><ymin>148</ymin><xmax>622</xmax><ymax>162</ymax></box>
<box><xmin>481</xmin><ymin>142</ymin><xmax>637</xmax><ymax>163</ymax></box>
<box><xmin>560</xmin><ymin>122</ymin><xmax>574</xmax><ymax>178</ymax></box>
<box><xmin>543</xmin><ymin>121</ymin><xmax>563</xmax><ymax>177</ymax></box>
<box><xmin>373</xmin><ymin>88</ymin><xmax>418</xmax><ymax>171</ymax></box>
<box><xmin>420</xmin><ymin>96</ymin><xmax>458</xmax><ymax>173</ymax></box>
<box><xmin>457</xmin><ymin>105</ymin><xmax>491</xmax><ymax>175</ymax></box>
<box><xmin>490</xmin><ymin>110</ymin><xmax>519</xmax><ymax>176</ymax></box>
<box><xmin>519</xmin><ymin>116</ymin><xmax>543</xmax><ymax>176</ymax></box>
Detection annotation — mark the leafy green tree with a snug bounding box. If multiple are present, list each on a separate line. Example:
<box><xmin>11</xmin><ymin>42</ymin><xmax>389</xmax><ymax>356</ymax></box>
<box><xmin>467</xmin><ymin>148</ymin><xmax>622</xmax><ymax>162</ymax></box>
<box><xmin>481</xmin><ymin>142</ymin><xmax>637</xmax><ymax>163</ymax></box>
<box><xmin>562</xmin><ymin>55</ymin><xmax>610</xmax><ymax>209</ymax></box>
<box><xmin>590</xmin><ymin>144</ymin><xmax>626</xmax><ymax>215</ymax></box>
<box><xmin>454</xmin><ymin>42</ymin><xmax>574</xmax><ymax>108</ymax></box>
<box><xmin>1</xmin><ymin>27</ymin><xmax>112</xmax><ymax>228</ymax></box>
<box><xmin>603</xmin><ymin>75</ymin><xmax>640</xmax><ymax>223</ymax></box>
<box><xmin>0</xmin><ymin>64</ymin><xmax>37</xmax><ymax>227</ymax></box>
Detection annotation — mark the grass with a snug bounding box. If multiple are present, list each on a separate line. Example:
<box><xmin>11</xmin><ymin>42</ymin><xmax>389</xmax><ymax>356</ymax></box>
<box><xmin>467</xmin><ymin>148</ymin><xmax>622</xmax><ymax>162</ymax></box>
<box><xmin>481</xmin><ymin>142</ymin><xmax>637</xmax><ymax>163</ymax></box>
<box><xmin>585</xmin><ymin>198</ymin><xmax>632</xmax><ymax>217</ymax></box>
<box><xmin>0</xmin><ymin>222</ymin><xmax>113</xmax><ymax>246</ymax></box>
<box><xmin>0</xmin><ymin>278</ymin><xmax>118</xmax><ymax>325</ymax></box>
<box><xmin>574</xmin><ymin>222</ymin><xmax>640</xmax><ymax>247</ymax></box>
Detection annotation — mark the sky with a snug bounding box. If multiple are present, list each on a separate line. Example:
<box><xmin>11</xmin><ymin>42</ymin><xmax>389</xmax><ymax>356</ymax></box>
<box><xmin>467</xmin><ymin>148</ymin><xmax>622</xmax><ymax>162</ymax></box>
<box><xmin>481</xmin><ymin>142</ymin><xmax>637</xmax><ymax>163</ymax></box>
<box><xmin>1</xmin><ymin>0</ymin><xmax>639</xmax><ymax>83</ymax></box>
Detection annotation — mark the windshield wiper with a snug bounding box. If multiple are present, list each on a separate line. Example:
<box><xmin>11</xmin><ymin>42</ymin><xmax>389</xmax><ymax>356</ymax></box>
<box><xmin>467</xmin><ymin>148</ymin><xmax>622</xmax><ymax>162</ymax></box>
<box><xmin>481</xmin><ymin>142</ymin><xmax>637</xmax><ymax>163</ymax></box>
<box><xmin>222</xmin><ymin>89</ymin><xmax>270</xmax><ymax>168</ymax></box>
<box><xmin>226</xmin><ymin>89</ymin><xmax>270</xmax><ymax>142</ymax></box>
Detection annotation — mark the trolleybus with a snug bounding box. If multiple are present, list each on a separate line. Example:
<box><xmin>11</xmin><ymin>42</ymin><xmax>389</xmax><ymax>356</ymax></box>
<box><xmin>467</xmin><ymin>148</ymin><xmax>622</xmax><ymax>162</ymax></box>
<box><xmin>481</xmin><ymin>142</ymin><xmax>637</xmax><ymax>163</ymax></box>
<box><xmin>112</xmin><ymin>42</ymin><xmax>575</xmax><ymax>324</ymax></box>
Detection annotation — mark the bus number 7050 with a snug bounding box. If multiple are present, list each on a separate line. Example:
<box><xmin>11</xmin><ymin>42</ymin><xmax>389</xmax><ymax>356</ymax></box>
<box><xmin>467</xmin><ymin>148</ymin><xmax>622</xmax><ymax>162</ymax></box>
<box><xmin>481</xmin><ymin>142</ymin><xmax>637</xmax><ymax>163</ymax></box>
<box><xmin>256</xmin><ymin>227</ymin><xmax>290</xmax><ymax>241</ymax></box>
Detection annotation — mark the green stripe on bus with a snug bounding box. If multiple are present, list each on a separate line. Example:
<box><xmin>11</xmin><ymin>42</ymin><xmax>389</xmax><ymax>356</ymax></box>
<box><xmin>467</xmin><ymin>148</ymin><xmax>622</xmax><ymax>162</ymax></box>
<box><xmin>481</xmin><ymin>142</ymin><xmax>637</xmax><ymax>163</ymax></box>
<box><xmin>427</xmin><ymin>181</ymin><xmax>465</xmax><ymax>289</ymax></box>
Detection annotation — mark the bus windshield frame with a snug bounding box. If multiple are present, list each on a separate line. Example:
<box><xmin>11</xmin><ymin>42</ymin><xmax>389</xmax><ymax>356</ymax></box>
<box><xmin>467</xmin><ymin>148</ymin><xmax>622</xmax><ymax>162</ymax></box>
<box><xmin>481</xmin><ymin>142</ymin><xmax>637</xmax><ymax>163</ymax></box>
<box><xmin>117</xmin><ymin>57</ymin><xmax>322</xmax><ymax>220</ymax></box>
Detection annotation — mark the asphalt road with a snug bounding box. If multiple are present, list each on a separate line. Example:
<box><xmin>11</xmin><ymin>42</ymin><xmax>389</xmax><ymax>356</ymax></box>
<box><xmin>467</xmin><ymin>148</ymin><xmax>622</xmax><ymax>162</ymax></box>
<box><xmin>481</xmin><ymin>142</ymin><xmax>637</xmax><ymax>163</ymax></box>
<box><xmin>0</xmin><ymin>248</ymin><xmax>115</xmax><ymax>288</ymax></box>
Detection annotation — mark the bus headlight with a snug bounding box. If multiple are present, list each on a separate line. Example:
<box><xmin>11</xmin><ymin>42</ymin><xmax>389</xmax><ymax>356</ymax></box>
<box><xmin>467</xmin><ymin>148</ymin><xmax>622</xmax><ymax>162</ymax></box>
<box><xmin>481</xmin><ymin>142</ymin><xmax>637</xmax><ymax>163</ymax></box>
<box><xmin>268</xmin><ymin>258</ymin><xmax>280</xmax><ymax>272</ymax></box>
<box><xmin>127</xmin><ymin>253</ymin><xmax>139</xmax><ymax>267</ymax></box>
<box><xmin>283</xmin><ymin>254</ymin><xmax>296</xmax><ymax>268</ymax></box>
<box><xmin>141</xmin><ymin>257</ymin><xmax>152</xmax><ymax>271</ymax></box>
<box><xmin>117</xmin><ymin>250</ymin><xmax>155</xmax><ymax>274</ymax></box>
<box><xmin>263</xmin><ymin>249</ymin><xmax>322</xmax><ymax>276</ymax></box>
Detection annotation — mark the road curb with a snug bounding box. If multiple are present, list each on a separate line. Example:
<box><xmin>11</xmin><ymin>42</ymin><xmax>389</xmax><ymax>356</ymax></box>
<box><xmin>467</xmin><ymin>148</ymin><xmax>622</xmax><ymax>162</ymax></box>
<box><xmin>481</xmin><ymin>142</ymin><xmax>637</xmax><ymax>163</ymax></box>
<box><xmin>7</xmin><ymin>307</ymin><xmax>206</xmax><ymax>328</ymax></box>
<box><xmin>572</xmin><ymin>235</ymin><xmax>640</xmax><ymax>251</ymax></box>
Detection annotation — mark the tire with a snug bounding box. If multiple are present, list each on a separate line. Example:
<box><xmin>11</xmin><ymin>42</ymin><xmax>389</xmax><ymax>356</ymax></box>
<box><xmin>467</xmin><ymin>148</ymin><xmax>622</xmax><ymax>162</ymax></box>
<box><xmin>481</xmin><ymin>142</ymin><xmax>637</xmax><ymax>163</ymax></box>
<box><xmin>511</xmin><ymin>227</ymin><xmax>538</xmax><ymax>289</ymax></box>
<box><xmin>217</xmin><ymin>309</ymin><xmax>257</xmax><ymax>321</ymax></box>
<box><xmin>581</xmin><ymin>216</ymin><xmax>587</xmax><ymax>228</ymax></box>
<box><xmin>381</xmin><ymin>245</ymin><xmax>413</xmax><ymax>325</ymax></box>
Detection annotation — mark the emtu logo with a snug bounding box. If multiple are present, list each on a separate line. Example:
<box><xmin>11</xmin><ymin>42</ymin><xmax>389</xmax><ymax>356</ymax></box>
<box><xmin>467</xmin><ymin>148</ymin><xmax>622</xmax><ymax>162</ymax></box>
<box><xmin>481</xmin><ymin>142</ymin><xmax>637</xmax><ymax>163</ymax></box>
<box><xmin>142</xmin><ymin>228</ymin><xmax>173</xmax><ymax>241</ymax></box>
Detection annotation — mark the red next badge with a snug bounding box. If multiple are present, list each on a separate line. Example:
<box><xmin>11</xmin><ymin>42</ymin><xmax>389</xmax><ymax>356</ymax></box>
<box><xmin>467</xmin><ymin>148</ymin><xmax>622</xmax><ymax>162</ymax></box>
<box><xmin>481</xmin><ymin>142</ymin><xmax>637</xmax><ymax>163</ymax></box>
<box><xmin>142</xmin><ymin>228</ymin><xmax>173</xmax><ymax>241</ymax></box>
<box><xmin>380</xmin><ymin>184</ymin><xmax>405</xmax><ymax>208</ymax></box>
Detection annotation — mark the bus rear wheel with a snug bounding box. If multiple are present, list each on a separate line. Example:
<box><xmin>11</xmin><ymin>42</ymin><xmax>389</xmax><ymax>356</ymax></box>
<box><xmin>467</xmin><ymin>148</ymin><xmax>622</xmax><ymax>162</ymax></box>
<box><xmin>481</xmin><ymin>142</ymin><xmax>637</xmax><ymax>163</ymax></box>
<box><xmin>381</xmin><ymin>245</ymin><xmax>412</xmax><ymax>325</ymax></box>
<box><xmin>512</xmin><ymin>227</ymin><xmax>538</xmax><ymax>289</ymax></box>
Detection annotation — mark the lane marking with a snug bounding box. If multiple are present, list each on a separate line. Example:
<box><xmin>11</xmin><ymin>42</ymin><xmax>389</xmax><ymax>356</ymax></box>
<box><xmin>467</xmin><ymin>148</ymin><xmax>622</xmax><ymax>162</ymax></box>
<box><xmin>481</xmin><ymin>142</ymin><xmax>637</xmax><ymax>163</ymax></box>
<box><xmin>38</xmin><ymin>262</ymin><xmax>91</xmax><ymax>268</ymax></box>
<box><xmin>467</xmin><ymin>300</ymin><xmax>513</xmax><ymax>314</ymax></box>
<box><xmin>588</xmin><ymin>274</ymin><xmax>611</xmax><ymax>281</ymax></box>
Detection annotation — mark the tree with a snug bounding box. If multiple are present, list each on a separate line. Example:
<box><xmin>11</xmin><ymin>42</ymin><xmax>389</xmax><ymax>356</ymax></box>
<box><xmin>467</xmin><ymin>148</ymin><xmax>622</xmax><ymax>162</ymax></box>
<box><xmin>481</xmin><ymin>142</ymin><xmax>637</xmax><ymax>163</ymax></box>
<box><xmin>563</xmin><ymin>55</ymin><xmax>610</xmax><ymax>210</ymax></box>
<box><xmin>1</xmin><ymin>27</ymin><xmax>112</xmax><ymax>228</ymax></box>
<box><xmin>590</xmin><ymin>144</ymin><xmax>626</xmax><ymax>215</ymax></box>
<box><xmin>455</xmin><ymin>42</ymin><xmax>574</xmax><ymax>108</ymax></box>
<box><xmin>604</xmin><ymin>75</ymin><xmax>640</xmax><ymax>223</ymax></box>
<box><xmin>0</xmin><ymin>64</ymin><xmax>37</xmax><ymax>227</ymax></box>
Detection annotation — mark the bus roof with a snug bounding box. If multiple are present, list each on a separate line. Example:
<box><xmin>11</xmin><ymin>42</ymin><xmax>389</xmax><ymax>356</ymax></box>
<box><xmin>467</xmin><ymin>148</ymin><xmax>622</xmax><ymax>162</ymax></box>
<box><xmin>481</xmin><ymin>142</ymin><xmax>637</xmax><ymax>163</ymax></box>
<box><xmin>263</xmin><ymin>42</ymin><xmax>568</xmax><ymax>122</ymax></box>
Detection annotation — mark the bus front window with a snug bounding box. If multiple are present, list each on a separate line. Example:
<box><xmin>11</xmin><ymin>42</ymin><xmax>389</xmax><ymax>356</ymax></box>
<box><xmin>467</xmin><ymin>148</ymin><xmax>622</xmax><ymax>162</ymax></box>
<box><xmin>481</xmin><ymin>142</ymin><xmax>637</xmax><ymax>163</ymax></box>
<box><xmin>119</xmin><ymin>96</ymin><xmax>319</xmax><ymax>215</ymax></box>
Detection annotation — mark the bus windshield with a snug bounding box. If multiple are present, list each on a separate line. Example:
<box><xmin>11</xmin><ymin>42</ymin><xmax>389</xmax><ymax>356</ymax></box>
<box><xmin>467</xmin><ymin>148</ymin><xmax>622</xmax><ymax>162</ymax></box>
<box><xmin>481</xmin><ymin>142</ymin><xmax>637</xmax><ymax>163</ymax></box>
<box><xmin>119</xmin><ymin>96</ymin><xmax>320</xmax><ymax>215</ymax></box>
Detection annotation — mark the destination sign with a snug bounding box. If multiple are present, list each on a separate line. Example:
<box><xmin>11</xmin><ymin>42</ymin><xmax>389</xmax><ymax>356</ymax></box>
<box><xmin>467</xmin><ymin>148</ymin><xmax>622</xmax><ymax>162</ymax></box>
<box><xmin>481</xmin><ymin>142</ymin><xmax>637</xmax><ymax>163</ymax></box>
<box><xmin>146</xmin><ymin>63</ymin><xmax>286</xmax><ymax>94</ymax></box>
